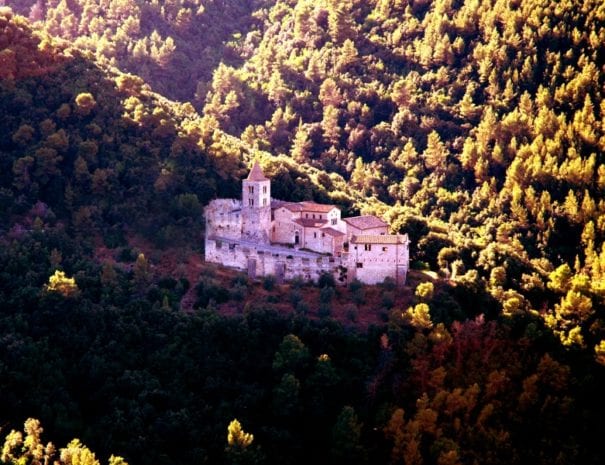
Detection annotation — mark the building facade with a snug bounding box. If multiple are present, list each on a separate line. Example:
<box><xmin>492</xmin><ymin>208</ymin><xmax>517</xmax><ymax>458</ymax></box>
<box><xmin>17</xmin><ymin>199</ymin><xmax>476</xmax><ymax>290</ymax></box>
<box><xmin>204</xmin><ymin>162</ymin><xmax>409</xmax><ymax>285</ymax></box>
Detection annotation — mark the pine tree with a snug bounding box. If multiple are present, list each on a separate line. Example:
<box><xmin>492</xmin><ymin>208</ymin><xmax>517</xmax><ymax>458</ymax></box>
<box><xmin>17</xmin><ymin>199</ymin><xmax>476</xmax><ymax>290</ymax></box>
<box><xmin>330</xmin><ymin>406</ymin><xmax>367</xmax><ymax>465</ymax></box>
<box><xmin>423</xmin><ymin>131</ymin><xmax>447</xmax><ymax>171</ymax></box>
<box><xmin>291</xmin><ymin>124</ymin><xmax>313</xmax><ymax>163</ymax></box>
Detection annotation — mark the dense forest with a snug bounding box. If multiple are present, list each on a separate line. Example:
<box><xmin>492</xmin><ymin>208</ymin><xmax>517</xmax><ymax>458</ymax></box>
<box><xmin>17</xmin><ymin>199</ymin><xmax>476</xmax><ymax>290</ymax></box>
<box><xmin>1</xmin><ymin>1</ymin><xmax>605</xmax><ymax>465</ymax></box>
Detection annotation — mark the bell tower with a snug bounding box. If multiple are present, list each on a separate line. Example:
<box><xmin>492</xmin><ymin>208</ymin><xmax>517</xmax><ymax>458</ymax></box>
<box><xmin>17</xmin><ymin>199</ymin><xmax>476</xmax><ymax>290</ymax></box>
<box><xmin>242</xmin><ymin>161</ymin><xmax>271</xmax><ymax>243</ymax></box>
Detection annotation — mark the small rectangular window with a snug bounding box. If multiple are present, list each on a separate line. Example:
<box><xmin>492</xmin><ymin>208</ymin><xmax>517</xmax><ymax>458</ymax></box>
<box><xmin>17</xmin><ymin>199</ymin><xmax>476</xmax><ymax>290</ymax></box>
<box><xmin>263</xmin><ymin>186</ymin><xmax>267</xmax><ymax>194</ymax></box>
<box><xmin>263</xmin><ymin>198</ymin><xmax>267</xmax><ymax>206</ymax></box>
<box><xmin>364</xmin><ymin>244</ymin><xmax>372</xmax><ymax>251</ymax></box>
<box><xmin>382</xmin><ymin>247</ymin><xmax>388</xmax><ymax>252</ymax></box>
<box><xmin>249</xmin><ymin>199</ymin><xmax>254</xmax><ymax>206</ymax></box>
<box><xmin>248</xmin><ymin>186</ymin><xmax>254</xmax><ymax>194</ymax></box>
<box><xmin>314</xmin><ymin>232</ymin><xmax>317</xmax><ymax>238</ymax></box>
<box><xmin>356</xmin><ymin>262</ymin><xmax>363</xmax><ymax>268</ymax></box>
<box><xmin>331</xmin><ymin>218</ymin><xmax>337</xmax><ymax>225</ymax></box>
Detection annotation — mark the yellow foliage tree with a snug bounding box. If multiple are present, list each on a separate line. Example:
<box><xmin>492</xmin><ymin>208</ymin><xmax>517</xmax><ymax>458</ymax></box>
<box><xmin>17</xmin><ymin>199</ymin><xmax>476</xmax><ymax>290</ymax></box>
<box><xmin>545</xmin><ymin>289</ymin><xmax>594</xmax><ymax>347</ymax></box>
<box><xmin>60</xmin><ymin>439</ymin><xmax>100</xmax><ymax>465</ymax></box>
<box><xmin>227</xmin><ymin>419</ymin><xmax>254</xmax><ymax>448</ymax></box>
<box><xmin>415</xmin><ymin>282</ymin><xmax>434</xmax><ymax>301</ymax></box>
<box><xmin>594</xmin><ymin>340</ymin><xmax>605</xmax><ymax>366</ymax></box>
<box><xmin>45</xmin><ymin>270</ymin><xmax>78</xmax><ymax>296</ymax></box>
<box><xmin>1</xmin><ymin>418</ymin><xmax>125</xmax><ymax>465</ymax></box>
<box><xmin>75</xmin><ymin>92</ymin><xmax>97</xmax><ymax>116</ymax></box>
<box><xmin>404</xmin><ymin>303</ymin><xmax>433</xmax><ymax>329</ymax></box>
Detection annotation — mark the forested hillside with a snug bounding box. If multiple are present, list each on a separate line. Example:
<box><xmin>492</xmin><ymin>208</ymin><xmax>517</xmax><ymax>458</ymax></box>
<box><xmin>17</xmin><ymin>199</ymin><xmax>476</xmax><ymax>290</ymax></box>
<box><xmin>5</xmin><ymin>0</ymin><xmax>271</xmax><ymax>102</ymax></box>
<box><xmin>202</xmin><ymin>0</ymin><xmax>605</xmax><ymax>356</ymax></box>
<box><xmin>0</xmin><ymin>5</ymin><xmax>343</xmax><ymax>244</ymax></box>
<box><xmin>1</xmin><ymin>1</ymin><xmax>605</xmax><ymax>465</ymax></box>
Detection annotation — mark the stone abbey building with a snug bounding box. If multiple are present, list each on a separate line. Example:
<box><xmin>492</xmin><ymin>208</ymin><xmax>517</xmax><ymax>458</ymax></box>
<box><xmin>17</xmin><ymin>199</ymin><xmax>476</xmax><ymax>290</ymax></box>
<box><xmin>204</xmin><ymin>162</ymin><xmax>409</xmax><ymax>285</ymax></box>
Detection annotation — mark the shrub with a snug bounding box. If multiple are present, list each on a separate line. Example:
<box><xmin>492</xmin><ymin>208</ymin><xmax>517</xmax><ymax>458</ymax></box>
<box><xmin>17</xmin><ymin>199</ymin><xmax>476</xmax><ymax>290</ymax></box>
<box><xmin>318</xmin><ymin>303</ymin><xmax>331</xmax><ymax>318</ymax></box>
<box><xmin>291</xmin><ymin>275</ymin><xmax>306</xmax><ymax>288</ymax></box>
<box><xmin>345</xmin><ymin>304</ymin><xmax>358</xmax><ymax>322</ymax></box>
<box><xmin>318</xmin><ymin>272</ymin><xmax>336</xmax><ymax>288</ymax></box>
<box><xmin>381</xmin><ymin>291</ymin><xmax>395</xmax><ymax>309</ymax></box>
<box><xmin>117</xmin><ymin>247</ymin><xmax>137</xmax><ymax>262</ymax></box>
<box><xmin>263</xmin><ymin>274</ymin><xmax>276</xmax><ymax>291</ymax></box>
<box><xmin>195</xmin><ymin>279</ymin><xmax>229</xmax><ymax>307</ymax></box>
<box><xmin>290</xmin><ymin>289</ymin><xmax>303</xmax><ymax>307</ymax></box>
<box><xmin>295</xmin><ymin>300</ymin><xmax>309</xmax><ymax>315</ymax></box>
<box><xmin>231</xmin><ymin>283</ymin><xmax>247</xmax><ymax>301</ymax></box>
<box><xmin>382</xmin><ymin>276</ymin><xmax>397</xmax><ymax>291</ymax></box>
<box><xmin>320</xmin><ymin>285</ymin><xmax>335</xmax><ymax>304</ymax></box>
<box><xmin>348</xmin><ymin>278</ymin><xmax>363</xmax><ymax>292</ymax></box>
<box><xmin>232</xmin><ymin>273</ymin><xmax>249</xmax><ymax>287</ymax></box>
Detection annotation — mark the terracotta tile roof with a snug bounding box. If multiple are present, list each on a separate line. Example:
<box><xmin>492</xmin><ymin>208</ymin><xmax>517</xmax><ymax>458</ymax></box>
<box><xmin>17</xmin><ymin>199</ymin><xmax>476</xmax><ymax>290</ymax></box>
<box><xmin>281</xmin><ymin>201</ymin><xmax>337</xmax><ymax>214</ymax></box>
<box><xmin>321</xmin><ymin>227</ymin><xmax>345</xmax><ymax>237</ymax></box>
<box><xmin>343</xmin><ymin>215</ymin><xmax>388</xmax><ymax>230</ymax></box>
<box><xmin>351</xmin><ymin>234</ymin><xmax>408</xmax><ymax>244</ymax></box>
<box><xmin>282</xmin><ymin>202</ymin><xmax>304</xmax><ymax>212</ymax></box>
<box><xmin>271</xmin><ymin>199</ymin><xmax>289</xmax><ymax>209</ymax></box>
<box><xmin>299</xmin><ymin>201</ymin><xmax>338</xmax><ymax>213</ymax></box>
<box><xmin>293</xmin><ymin>218</ymin><xmax>327</xmax><ymax>228</ymax></box>
<box><xmin>246</xmin><ymin>161</ymin><xmax>269</xmax><ymax>181</ymax></box>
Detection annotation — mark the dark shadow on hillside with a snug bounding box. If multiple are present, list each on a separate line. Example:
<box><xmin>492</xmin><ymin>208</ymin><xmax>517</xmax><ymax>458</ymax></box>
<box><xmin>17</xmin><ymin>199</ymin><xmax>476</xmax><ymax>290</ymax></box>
<box><xmin>0</xmin><ymin>16</ymin><xmax>242</xmax><ymax>250</ymax></box>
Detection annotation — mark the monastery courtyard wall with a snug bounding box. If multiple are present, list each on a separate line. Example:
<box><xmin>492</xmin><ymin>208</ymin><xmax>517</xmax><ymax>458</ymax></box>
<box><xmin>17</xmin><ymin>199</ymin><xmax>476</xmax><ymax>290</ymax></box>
<box><xmin>205</xmin><ymin>237</ymin><xmax>345</xmax><ymax>283</ymax></box>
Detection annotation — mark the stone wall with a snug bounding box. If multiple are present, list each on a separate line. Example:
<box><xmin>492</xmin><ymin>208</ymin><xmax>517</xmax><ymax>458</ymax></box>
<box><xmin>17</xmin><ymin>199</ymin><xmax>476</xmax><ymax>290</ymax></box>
<box><xmin>345</xmin><ymin>241</ymin><xmax>409</xmax><ymax>285</ymax></box>
<box><xmin>272</xmin><ymin>215</ymin><xmax>299</xmax><ymax>245</ymax></box>
<box><xmin>301</xmin><ymin>227</ymin><xmax>334</xmax><ymax>254</ymax></box>
<box><xmin>205</xmin><ymin>199</ymin><xmax>242</xmax><ymax>240</ymax></box>
<box><xmin>242</xmin><ymin>206</ymin><xmax>271</xmax><ymax>243</ymax></box>
<box><xmin>205</xmin><ymin>238</ymin><xmax>344</xmax><ymax>283</ymax></box>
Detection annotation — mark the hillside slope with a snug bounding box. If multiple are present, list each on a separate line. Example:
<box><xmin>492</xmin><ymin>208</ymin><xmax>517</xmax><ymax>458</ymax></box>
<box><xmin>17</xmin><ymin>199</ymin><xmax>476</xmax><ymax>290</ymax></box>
<box><xmin>2</xmin><ymin>3</ymin><xmax>605</xmax><ymax>465</ymax></box>
<box><xmin>201</xmin><ymin>0</ymin><xmax>605</xmax><ymax>353</ymax></box>
<box><xmin>5</xmin><ymin>0</ymin><xmax>273</xmax><ymax>102</ymax></box>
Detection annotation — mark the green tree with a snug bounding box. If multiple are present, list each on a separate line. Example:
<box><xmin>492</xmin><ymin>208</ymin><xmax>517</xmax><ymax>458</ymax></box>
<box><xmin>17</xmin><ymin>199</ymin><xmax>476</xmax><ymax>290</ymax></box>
<box><xmin>330</xmin><ymin>406</ymin><xmax>367</xmax><ymax>465</ymax></box>
<box><xmin>133</xmin><ymin>253</ymin><xmax>151</xmax><ymax>289</ymax></box>
<box><xmin>272</xmin><ymin>334</ymin><xmax>311</xmax><ymax>375</ymax></box>
<box><xmin>272</xmin><ymin>373</ymin><xmax>301</xmax><ymax>417</ymax></box>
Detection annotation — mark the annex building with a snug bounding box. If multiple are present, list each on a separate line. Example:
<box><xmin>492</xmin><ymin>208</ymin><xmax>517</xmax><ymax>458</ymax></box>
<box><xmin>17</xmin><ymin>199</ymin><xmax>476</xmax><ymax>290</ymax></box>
<box><xmin>204</xmin><ymin>162</ymin><xmax>409</xmax><ymax>285</ymax></box>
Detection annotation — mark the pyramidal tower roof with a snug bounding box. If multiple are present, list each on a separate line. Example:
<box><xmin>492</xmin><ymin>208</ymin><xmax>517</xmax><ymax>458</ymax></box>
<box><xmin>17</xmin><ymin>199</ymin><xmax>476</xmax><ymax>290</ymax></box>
<box><xmin>246</xmin><ymin>161</ymin><xmax>269</xmax><ymax>182</ymax></box>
